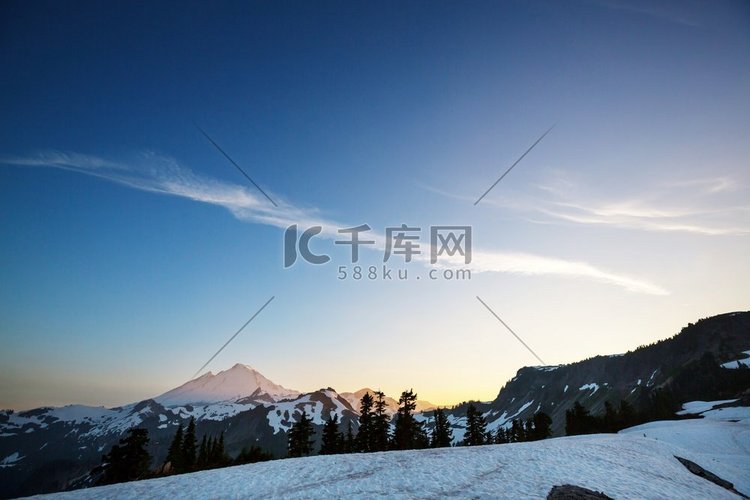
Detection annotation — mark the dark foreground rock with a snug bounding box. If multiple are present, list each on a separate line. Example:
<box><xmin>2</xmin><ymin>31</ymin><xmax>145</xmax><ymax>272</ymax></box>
<box><xmin>547</xmin><ymin>484</ymin><xmax>613</xmax><ymax>499</ymax></box>
<box><xmin>674</xmin><ymin>456</ymin><xmax>748</xmax><ymax>498</ymax></box>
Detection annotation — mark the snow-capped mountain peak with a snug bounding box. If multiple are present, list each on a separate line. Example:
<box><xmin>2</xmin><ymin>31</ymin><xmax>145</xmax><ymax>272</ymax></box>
<box><xmin>154</xmin><ymin>363</ymin><xmax>300</xmax><ymax>406</ymax></box>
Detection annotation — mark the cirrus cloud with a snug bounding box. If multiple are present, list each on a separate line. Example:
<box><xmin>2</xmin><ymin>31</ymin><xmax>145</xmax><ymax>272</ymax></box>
<box><xmin>2</xmin><ymin>151</ymin><xmax>669</xmax><ymax>295</ymax></box>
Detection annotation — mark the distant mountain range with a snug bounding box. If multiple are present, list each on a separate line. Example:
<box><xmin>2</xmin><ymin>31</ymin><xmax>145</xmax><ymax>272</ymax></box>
<box><xmin>1</xmin><ymin>311</ymin><xmax>748</xmax><ymax>498</ymax></box>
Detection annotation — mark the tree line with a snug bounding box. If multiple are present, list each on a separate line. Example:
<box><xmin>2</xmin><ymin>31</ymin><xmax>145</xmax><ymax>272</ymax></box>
<box><xmin>163</xmin><ymin>417</ymin><xmax>229</xmax><ymax>473</ymax></box>
<box><xmin>93</xmin><ymin>416</ymin><xmax>273</xmax><ymax>486</ymax></box>
<box><xmin>462</xmin><ymin>403</ymin><xmax>552</xmax><ymax>445</ymax></box>
<box><xmin>287</xmin><ymin>390</ymin><xmax>554</xmax><ymax>457</ymax></box>
<box><xmin>288</xmin><ymin>389</ymin><xmax>434</xmax><ymax>457</ymax></box>
<box><xmin>565</xmin><ymin>400</ymin><xmax>638</xmax><ymax>436</ymax></box>
<box><xmin>92</xmin><ymin>389</ymin><xmax>558</xmax><ymax>487</ymax></box>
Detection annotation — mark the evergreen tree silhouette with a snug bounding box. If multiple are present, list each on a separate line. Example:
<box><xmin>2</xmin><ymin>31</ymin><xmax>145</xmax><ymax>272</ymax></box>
<box><xmin>372</xmin><ymin>390</ymin><xmax>391</xmax><ymax>451</ymax></box>
<box><xmin>181</xmin><ymin>417</ymin><xmax>197</xmax><ymax>470</ymax></box>
<box><xmin>414</xmin><ymin>422</ymin><xmax>430</xmax><ymax>449</ymax></box>
<box><xmin>565</xmin><ymin>401</ymin><xmax>592</xmax><ymax>436</ymax></box>
<box><xmin>393</xmin><ymin>389</ymin><xmax>428</xmax><ymax>450</ymax></box>
<box><xmin>213</xmin><ymin>432</ymin><xmax>227</xmax><ymax>466</ymax></box>
<box><xmin>165</xmin><ymin>424</ymin><xmax>183</xmax><ymax>473</ymax></box>
<box><xmin>510</xmin><ymin>419</ymin><xmax>525</xmax><ymax>442</ymax></box>
<box><xmin>288</xmin><ymin>410</ymin><xmax>315</xmax><ymax>457</ymax></box>
<box><xmin>205</xmin><ymin>436</ymin><xmax>215</xmax><ymax>466</ymax></box>
<box><xmin>463</xmin><ymin>404</ymin><xmax>487</xmax><ymax>446</ymax></box>
<box><xmin>357</xmin><ymin>392</ymin><xmax>375</xmax><ymax>452</ymax></box>
<box><xmin>197</xmin><ymin>435</ymin><xmax>208</xmax><ymax>467</ymax></box>
<box><xmin>603</xmin><ymin>401</ymin><xmax>618</xmax><ymax>433</ymax></box>
<box><xmin>524</xmin><ymin>419</ymin><xmax>534</xmax><ymax>440</ymax></box>
<box><xmin>320</xmin><ymin>414</ymin><xmax>343</xmax><ymax>455</ymax></box>
<box><xmin>617</xmin><ymin>400</ymin><xmax>636</xmax><ymax>429</ymax></box>
<box><xmin>430</xmin><ymin>408</ymin><xmax>453</xmax><ymax>448</ymax></box>
<box><xmin>344</xmin><ymin>420</ymin><xmax>356</xmax><ymax>453</ymax></box>
<box><xmin>98</xmin><ymin>428</ymin><xmax>152</xmax><ymax>485</ymax></box>
<box><xmin>484</xmin><ymin>430</ymin><xmax>494</xmax><ymax>444</ymax></box>
<box><xmin>495</xmin><ymin>427</ymin><xmax>509</xmax><ymax>444</ymax></box>
<box><xmin>531</xmin><ymin>412</ymin><xmax>552</xmax><ymax>440</ymax></box>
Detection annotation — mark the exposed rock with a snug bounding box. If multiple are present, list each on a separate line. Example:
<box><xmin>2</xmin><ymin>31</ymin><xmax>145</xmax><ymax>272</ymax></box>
<box><xmin>674</xmin><ymin>456</ymin><xmax>748</xmax><ymax>498</ymax></box>
<box><xmin>547</xmin><ymin>484</ymin><xmax>613</xmax><ymax>499</ymax></box>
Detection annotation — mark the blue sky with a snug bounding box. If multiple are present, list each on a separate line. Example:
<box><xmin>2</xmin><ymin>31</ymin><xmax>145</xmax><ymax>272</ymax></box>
<box><xmin>1</xmin><ymin>0</ymin><xmax>749</xmax><ymax>409</ymax></box>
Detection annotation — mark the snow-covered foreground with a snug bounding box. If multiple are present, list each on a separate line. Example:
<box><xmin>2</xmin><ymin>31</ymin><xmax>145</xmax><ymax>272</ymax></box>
<box><xmin>33</xmin><ymin>403</ymin><xmax>748</xmax><ymax>499</ymax></box>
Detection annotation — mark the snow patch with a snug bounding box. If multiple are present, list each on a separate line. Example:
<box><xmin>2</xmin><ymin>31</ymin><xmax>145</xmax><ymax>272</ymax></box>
<box><xmin>0</xmin><ymin>452</ymin><xmax>23</xmax><ymax>468</ymax></box>
<box><xmin>578</xmin><ymin>383</ymin><xmax>600</xmax><ymax>395</ymax></box>
<box><xmin>677</xmin><ymin>400</ymin><xmax>739</xmax><ymax>416</ymax></box>
<box><xmin>720</xmin><ymin>350</ymin><xmax>750</xmax><ymax>369</ymax></box>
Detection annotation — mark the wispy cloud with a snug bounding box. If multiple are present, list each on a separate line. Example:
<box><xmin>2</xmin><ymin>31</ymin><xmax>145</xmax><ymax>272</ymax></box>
<box><xmin>478</xmin><ymin>251</ymin><xmax>667</xmax><ymax>295</ymax></box>
<box><xmin>437</xmin><ymin>250</ymin><xmax>668</xmax><ymax>295</ymax></box>
<box><xmin>668</xmin><ymin>176</ymin><xmax>738</xmax><ymax>194</ymax></box>
<box><xmin>537</xmin><ymin>179</ymin><xmax>749</xmax><ymax>236</ymax></box>
<box><xmin>1</xmin><ymin>150</ymin><xmax>345</xmax><ymax>237</ymax></box>
<box><xmin>2</xmin><ymin>151</ymin><xmax>669</xmax><ymax>295</ymax></box>
<box><xmin>438</xmin><ymin>172</ymin><xmax>749</xmax><ymax>237</ymax></box>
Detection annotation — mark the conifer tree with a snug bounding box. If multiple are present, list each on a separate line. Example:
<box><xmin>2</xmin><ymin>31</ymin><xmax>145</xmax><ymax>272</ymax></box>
<box><xmin>165</xmin><ymin>424</ymin><xmax>183</xmax><ymax>473</ymax></box>
<box><xmin>320</xmin><ymin>414</ymin><xmax>343</xmax><ymax>455</ymax></box>
<box><xmin>216</xmin><ymin>431</ymin><xmax>227</xmax><ymax>462</ymax></box>
<box><xmin>617</xmin><ymin>400</ymin><xmax>636</xmax><ymax>429</ymax></box>
<box><xmin>181</xmin><ymin>417</ymin><xmax>197</xmax><ymax>471</ymax></box>
<box><xmin>603</xmin><ymin>401</ymin><xmax>618</xmax><ymax>433</ymax></box>
<box><xmin>495</xmin><ymin>427</ymin><xmax>509</xmax><ymax>444</ymax></box>
<box><xmin>430</xmin><ymin>408</ymin><xmax>453</xmax><ymax>448</ymax></box>
<box><xmin>510</xmin><ymin>419</ymin><xmax>525</xmax><ymax>442</ymax></box>
<box><xmin>205</xmin><ymin>436</ymin><xmax>215</xmax><ymax>466</ymax></box>
<box><xmin>357</xmin><ymin>392</ymin><xmax>375</xmax><ymax>452</ymax></box>
<box><xmin>214</xmin><ymin>432</ymin><xmax>226</xmax><ymax>465</ymax></box>
<box><xmin>531</xmin><ymin>412</ymin><xmax>552</xmax><ymax>440</ymax></box>
<box><xmin>288</xmin><ymin>410</ymin><xmax>315</xmax><ymax>457</ymax></box>
<box><xmin>197</xmin><ymin>435</ymin><xmax>208</xmax><ymax>467</ymax></box>
<box><xmin>344</xmin><ymin>420</ymin><xmax>356</xmax><ymax>453</ymax></box>
<box><xmin>393</xmin><ymin>389</ymin><xmax>427</xmax><ymax>450</ymax></box>
<box><xmin>414</xmin><ymin>423</ymin><xmax>430</xmax><ymax>449</ymax></box>
<box><xmin>463</xmin><ymin>404</ymin><xmax>487</xmax><ymax>446</ymax></box>
<box><xmin>372</xmin><ymin>390</ymin><xmax>391</xmax><ymax>451</ymax></box>
<box><xmin>524</xmin><ymin>418</ymin><xmax>535</xmax><ymax>440</ymax></box>
<box><xmin>565</xmin><ymin>401</ymin><xmax>592</xmax><ymax>436</ymax></box>
<box><xmin>98</xmin><ymin>428</ymin><xmax>152</xmax><ymax>485</ymax></box>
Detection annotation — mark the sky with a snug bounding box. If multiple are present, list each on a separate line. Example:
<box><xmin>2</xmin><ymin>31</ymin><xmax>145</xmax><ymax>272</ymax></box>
<box><xmin>1</xmin><ymin>0</ymin><xmax>749</xmax><ymax>410</ymax></box>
